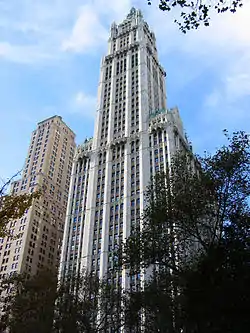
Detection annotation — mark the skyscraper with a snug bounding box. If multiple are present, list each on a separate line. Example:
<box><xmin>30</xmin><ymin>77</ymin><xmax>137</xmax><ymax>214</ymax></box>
<box><xmin>59</xmin><ymin>9</ymin><xmax>191</xmax><ymax>288</ymax></box>
<box><xmin>0</xmin><ymin>116</ymin><xmax>76</xmax><ymax>278</ymax></box>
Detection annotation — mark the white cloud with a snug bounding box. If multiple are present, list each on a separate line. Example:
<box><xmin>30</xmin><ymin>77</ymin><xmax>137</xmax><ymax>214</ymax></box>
<box><xmin>223</xmin><ymin>49</ymin><xmax>250</xmax><ymax>102</ymax></box>
<box><xmin>0</xmin><ymin>42</ymin><xmax>56</xmax><ymax>63</ymax></box>
<box><xmin>138</xmin><ymin>2</ymin><xmax>250</xmax><ymax>153</ymax></box>
<box><xmin>92</xmin><ymin>0</ymin><xmax>132</xmax><ymax>20</ymax></box>
<box><xmin>0</xmin><ymin>0</ymin><xmax>133</xmax><ymax>62</ymax></box>
<box><xmin>204</xmin><ymin>91</ymin><xmax>221</xmax><ymax>108</ymax></box>
<box><xmin>146</xmin><ymin>3</ymin><xmax>250</xmax><ymax>70</ymax></box>
<box><xmin>146</xmin><ymin>1</ymin><xmax>250</xmax><ymax>56</ymax></box>
<box><xmin>62</xmin><ymin>5</ymin><xmax>108</xmax><ymax>53</ymax></box>
<box><xmin>0</xmin><ymin>0</ymin><xmax>72</xmax><ymax>63</ymax></box>
<box><xmin>71</xmin><ymin>91</ymin><xmax>97</xmax><ymax>118</ymax></box>
<box><xmin>189</xmin><ymin>4</ymin><xmax>250</xmax><ymax>54</ymax></box>
<box><xmin>0</xmin><ymin>0</ymin><xmax>249</xmax><ymax>66</ymax></box>
<box><xmin>145</xmin><ymin>2</ymin><xmax>250</xmax><ymax>125</ymax></box>
<box><xmin>199</xmin><ymin>7</ymin><xmax>250</xmax><ymax>125</ymax></box>
<box><xmin>62</xmin><ymin>0</ymin><xmax>133</xmax><ymax>53</ymax></box>
<box><xmin>226</xmin><ymin>73</ymin><xmax>250</xmax><ymax>102</ymax></box>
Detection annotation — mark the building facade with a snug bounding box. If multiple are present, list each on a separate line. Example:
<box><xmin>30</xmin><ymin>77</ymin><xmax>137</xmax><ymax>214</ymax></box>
<box><xmin>59</xmin><ymin>8</ymin><xmax>191</xmax><ymax>288</ymax></box>
<box><xmin>0</xmin><ymin>116</ymin><xmax>76</xmax><ymax>278</ymax></box>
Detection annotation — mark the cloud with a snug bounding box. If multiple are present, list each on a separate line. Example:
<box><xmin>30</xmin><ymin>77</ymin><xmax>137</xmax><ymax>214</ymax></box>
<box><xmin>146</xmin><ymin>2</ymin><xmax>250</xmax><ymax>71</ymax></box>
<box><xmin>226</xmin><ymin>73</ymin><xmax>250</xmax><ymax>103</ymax></box>
<box><xmin>1</xmin><ymin>0</ymin><xmax>250</xmax><ymax>151</ymax></box>
<box><xmin>139</xmin><ymin>3</ymin><xmax>250</xmax><ymax>154</ymax></box>
<box><xmin>71</xmin><ymin>91</ymin><xmax>97</xmax><ymax>118</ymax></box>
<box><xmin>146</xmin><ymin>1</ymin><xmax>250</xmax><ymax>56</ymax></box>
<box><xmin>200</xmin><ymin>10</ymin><xmax>250</xmax><ymax>127</ymax></box>
<box><xmin>0</xmin><ymin>0</ymin><xmax>133</xmax><ymax>62</ymax></box>
<box><xmin>0</xmin><ymin>42</ymin><xmax>56</xmax><ymax>63</ymax></box>
<box><xmin>145</xmin><ymin>3</ymin><xmax>250</xmax><ymax>121</ymax></box>
<box><xmin>204</xmin><ymin>91</ymin><xmax>220</xmax><ymax>109</ymax></box>
<box><xmin>62</xmin><ymin>5</ymin><xmax>108</xmax><ymax>53</ymax></box>
<box><xmin>0</xmin><ymin>0</ymin><xmax>70</xmax><ymax>63</ymax></box>
<box><xmin>92</xmin><ymin>0</ymin><xmax>132</xmax><ymax>20</ymax></box>
<box><xmin>224</xmin><ymin>49</ymin><xmax>250</xmax><ymax>103</ymax></box>
<box><xmin>62</xmin><ymin>0</ymin><xmax>132</xmax><ymax>53</ymax></box>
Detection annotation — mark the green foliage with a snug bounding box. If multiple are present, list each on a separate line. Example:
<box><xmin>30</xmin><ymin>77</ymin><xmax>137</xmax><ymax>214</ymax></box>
<box><xmin>0</xmin><ymin>173</ymin><xmax>41</xmax><ymax>238</ymax></box>
<box><xmin>0</xmin><ymin>270</ymin><xmax>123</xmax><ymax>333</ymax></box>
<box><xmin>147</xmin><ymin>0</ymin><xmax>243</xmax><ymax>33</ymax></box>
<box><xmin>121</xmin><ymin>130</ymin><xmax>250</xmax><ymax>331</ymax></box>
<box><xmin>124</xmin><ymin>272</ymin><xmax>180</xmax><ymax>332</ymax></box>
<box><xmin>0</xmin><ymin>269</ymin><xmax>57</xmax><ymax>333</ymax></box>
<box><xmin>182</xmin><ymin>215</ymin><xmax>250</xmax><ymax>332</ymax></box>
<box><xmin>53</xmin><ymin>273</ymin><xmax>100</xmax><ymax>333</ymax></box>
<box><xmin>53</xmin><ymin>272</ymin><xmax>124</xmax><ymax>333</ymax></box>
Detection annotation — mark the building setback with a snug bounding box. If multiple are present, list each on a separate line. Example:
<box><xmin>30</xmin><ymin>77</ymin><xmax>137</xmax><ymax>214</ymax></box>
<box><xmin>0</xmin><ymin>116</ymin><xmax>76</xmax><ymax>278</ymax></box>
<box><xmin>59</xmin><ymin>8</ymin><xmax>191</xmax><ymax>288</ymax></box>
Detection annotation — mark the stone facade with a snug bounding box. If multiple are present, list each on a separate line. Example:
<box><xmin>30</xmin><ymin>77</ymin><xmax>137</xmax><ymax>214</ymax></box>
<box><xmin>59</xmin><ymin>9</ymin><xmax>190</xmax><ymax>289</ymax></box>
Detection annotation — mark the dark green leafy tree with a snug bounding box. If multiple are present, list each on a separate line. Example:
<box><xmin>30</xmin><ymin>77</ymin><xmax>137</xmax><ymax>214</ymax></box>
<box><xmin>147</xmin><ymin>0</ymin><xmax>243</xmax><ymax>33</ymax></box>
<box><xmin>53</xmin><ymin>272</ymin><xmax>124</xmax><ymax>333</ymax></box>
<box><xmin>121</xmin><ymin>130</ymin><xmax>250</xmax><ymax>332</ymax></box>
<box><xmin>0</xmin><ymin>269</ymin><xmax>124</xmax><ymax>333</ymax></box>
<box><xmin>123</xmin><ymin>271</ymin><xmax>180</xmax><ymax>332</ymax></box>
<box><xmin>181</xmin><ymin>201</ymin><xmax>250</xmax><ymax>332</ymax></box>
<box><xmin>0</xmin><ymin>269</ymin><xmax>57</xmax><ymax>333</ymax></box>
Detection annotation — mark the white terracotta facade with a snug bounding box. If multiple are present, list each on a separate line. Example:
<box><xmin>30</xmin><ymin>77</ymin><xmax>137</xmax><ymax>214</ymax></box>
<box><xmin>59</xmin><ymin>9</ymin><xmax>190</xmax><ymax>288</ymax></box>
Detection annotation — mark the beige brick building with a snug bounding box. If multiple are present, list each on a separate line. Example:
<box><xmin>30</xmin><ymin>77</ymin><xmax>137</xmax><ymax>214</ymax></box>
<box><xmin>0</xmin><ymin>115</ymin><xmax>76</xmax><ymax>278</ymax></box>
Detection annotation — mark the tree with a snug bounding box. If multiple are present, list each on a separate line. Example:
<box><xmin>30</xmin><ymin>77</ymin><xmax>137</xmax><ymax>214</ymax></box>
<box><xmin>120</xmin><ymin>130</ymin><xmax>250</xmax><ymax>331</ymax></box>
<box><xmin>0</xmin><ymin>172</ymin><xmax>40</xmax><ymax>238</ymax></box>
<box><xmin>0</xmin><ymin>270</ymin><xmax>124</xmax><ymax>333</ymax></box>
<box><xmin>53</xmin><ymin>272</ymin><xmax>124</xmax><ymax>333</ymax></box>
<box><xmin>123</xmin><ymin>271</ymin><xmax>180</xmax><ymax>332</ymax></box>
<box><xmin>181</xmin><ymin>210</ymin><xmax>250</xmax><ymax>332</ymax></box>
<box><xmin>0</xmin><ymin>269</ymin><xmax>57</xmax><ymax>333</ymax></box>
<box><xmin>148</xmin><ymin>0</ymin><xmax>244</xmax><ymax>33</ymax></box>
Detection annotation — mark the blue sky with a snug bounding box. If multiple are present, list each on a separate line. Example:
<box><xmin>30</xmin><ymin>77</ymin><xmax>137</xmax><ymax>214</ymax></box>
<box><xmin>1</xmin><ymin>0</ymin><xmax>250</xmax><ymax>182</ymax></box>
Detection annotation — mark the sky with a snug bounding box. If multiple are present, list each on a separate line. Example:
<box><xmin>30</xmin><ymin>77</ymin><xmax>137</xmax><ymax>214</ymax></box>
<box><xmin>0</xmin><ymin>0</ymin><xmax>250</xmax><ymax>182</ymax></box>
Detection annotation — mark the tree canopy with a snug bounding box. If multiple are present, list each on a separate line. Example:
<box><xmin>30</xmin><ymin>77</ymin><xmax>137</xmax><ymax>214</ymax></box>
<box><xmin>0</xmin><ymin>173</ymin><xmax>40</xmax><ymax>238</ymax></box>
<box><xmin>0</xmin><ymin>269</ymin><xmax>57</xmax><ymax>333</ymax></box>
<box><xmin>0</xmin><ymin>270</ymin><xmax>124</xmax><ymax>333</ymax></box>
<box><xmin>120</xmin><ymin>130</ymin><xmax>250</xmax><ymax>332</ymax></box>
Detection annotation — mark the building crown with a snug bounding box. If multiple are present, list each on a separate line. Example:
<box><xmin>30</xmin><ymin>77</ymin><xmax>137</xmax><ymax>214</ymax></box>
<box><xmin>126</xmin><ymin>7</ymin><xmax>143</xmax><ymax>20</ymax></box>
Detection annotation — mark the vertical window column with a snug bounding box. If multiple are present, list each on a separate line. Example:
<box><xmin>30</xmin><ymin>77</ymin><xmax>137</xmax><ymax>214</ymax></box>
<box><xmin>157</xmin><ymin>68</ymin><xmax>164</xmax><ymax>110</ymax></box>
<box><xmin>99</xmin><ymin>149</ymin><xmax>112</xmax><ymax>279</ymax></box>
<box><xmin>125</xmin><ymin>51</ymin><xmax>131</xmax><ymax>137</ymax></box>
<box><xmin>122</xmin><ymin>141</ymin><xmax>131</xmax><ymax>291</ymax></box>
<box><xmin>107</xmin><ymin>61</ymin><xmax>115</xmax><ymax>143</ymax></box>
